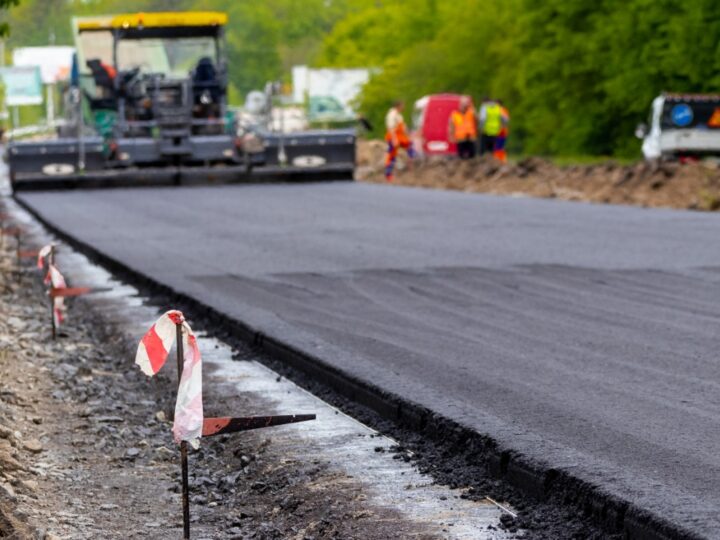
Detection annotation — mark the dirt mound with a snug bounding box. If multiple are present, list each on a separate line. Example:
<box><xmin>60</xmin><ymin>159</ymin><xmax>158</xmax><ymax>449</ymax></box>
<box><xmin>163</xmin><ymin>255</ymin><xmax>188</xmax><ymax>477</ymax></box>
<box><xmin>356</xmin><ymin>140</ymin><xmax>720</xmax><ymax>211</ymax></box>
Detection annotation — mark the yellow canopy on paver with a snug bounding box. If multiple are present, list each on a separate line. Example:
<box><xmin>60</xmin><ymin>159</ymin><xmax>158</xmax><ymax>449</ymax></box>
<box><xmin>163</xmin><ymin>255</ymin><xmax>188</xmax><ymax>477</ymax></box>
<box><xmin>77</xmin><ymin>12</ymin><xmax>228</xmax><ymax>32</ymax></box>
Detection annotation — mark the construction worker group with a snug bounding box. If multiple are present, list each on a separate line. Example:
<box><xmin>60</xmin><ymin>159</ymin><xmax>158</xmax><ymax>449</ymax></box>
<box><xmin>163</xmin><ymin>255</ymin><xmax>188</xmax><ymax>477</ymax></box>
<box><xmin>448</xmin><ymin>96</ymin><xmax>510</xmax><ymax>162</ymax></box>
<box><xmin>384</xmin><ymin>97</ymin><xmax>509</xmax><ymax>181</ymax></box>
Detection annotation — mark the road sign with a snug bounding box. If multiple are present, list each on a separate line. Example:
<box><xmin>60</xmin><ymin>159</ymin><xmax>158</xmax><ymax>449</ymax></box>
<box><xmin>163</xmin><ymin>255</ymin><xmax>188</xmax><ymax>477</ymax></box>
<box><xmin>707</xmin><ymin>107</ymin><xmax>720</xmax><ymax>128</ymax></box>
<box><xmin>12</xmin><ymin>47</ymin><xmax>74</xmax><ymax>84</ymax></box>
<box><xmin>670</xmin><ymin>103</ymin><xmax>693</xmax><ymax>127</ymax></box>
<box><xmin>0</xmin><ymin>66</ymin><xmax>43</xmax><ymax>106</ymax></box>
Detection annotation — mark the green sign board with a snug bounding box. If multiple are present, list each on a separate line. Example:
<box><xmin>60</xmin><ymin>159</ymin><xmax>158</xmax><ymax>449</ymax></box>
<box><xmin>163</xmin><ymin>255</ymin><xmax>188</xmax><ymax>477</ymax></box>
<box><xmin>0</xmin><ymin>66</ymin><xmax>43</xmax><ymax>106</ymax></box>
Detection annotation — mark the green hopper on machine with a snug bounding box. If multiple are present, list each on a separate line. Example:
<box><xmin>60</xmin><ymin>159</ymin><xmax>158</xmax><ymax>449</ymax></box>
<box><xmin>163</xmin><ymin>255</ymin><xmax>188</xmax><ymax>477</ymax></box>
<box><xmin>6</xmin><ymin>12</ymin><xmax>356</xmax><ymax>191</ymax></box>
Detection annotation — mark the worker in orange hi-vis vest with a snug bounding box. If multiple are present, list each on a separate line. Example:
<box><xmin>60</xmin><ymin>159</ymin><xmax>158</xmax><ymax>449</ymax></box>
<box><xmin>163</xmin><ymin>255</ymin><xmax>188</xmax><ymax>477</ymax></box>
<box><xmin>384</xmin><ymin>100</ymin><xmax>415</xmax><ymax>182</ymax></box>
<box><xmin>448</xmin><ymin>96</ymin><xmax>477</xmax><ymax>159</ymax></box>
<box><xmin>492</xmin><ymin>101</ymin><xmax>510</xmax><ymax>163</ymax></box>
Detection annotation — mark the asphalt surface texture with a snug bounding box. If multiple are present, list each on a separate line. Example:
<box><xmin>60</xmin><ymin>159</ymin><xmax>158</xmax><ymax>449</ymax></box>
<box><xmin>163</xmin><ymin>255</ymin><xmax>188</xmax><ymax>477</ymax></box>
<box><xmin>17</xmin><ymin>182</ymin><xmax>720</xmax><ymax>539</ymax></box>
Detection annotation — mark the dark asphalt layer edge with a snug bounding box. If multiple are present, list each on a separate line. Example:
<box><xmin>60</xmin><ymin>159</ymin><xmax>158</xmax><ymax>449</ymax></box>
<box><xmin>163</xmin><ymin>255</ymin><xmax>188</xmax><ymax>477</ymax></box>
<box><xmin>11</xmin><ymin>167</ymin><xmax>353</xmax><ymax>192</ymax></box>
<box><xmin>15</xmin><ymin>194</ymin><xmax>702</xmax><ymax>540</ymax></box>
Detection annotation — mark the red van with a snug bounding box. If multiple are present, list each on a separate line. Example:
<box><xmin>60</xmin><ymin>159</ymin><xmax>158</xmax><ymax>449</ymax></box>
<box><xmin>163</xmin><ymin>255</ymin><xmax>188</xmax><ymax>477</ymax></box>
<box><xmin>412</xmin><ymin>93</ymin><xmax>474</xmax><ymax>156</ymax></box>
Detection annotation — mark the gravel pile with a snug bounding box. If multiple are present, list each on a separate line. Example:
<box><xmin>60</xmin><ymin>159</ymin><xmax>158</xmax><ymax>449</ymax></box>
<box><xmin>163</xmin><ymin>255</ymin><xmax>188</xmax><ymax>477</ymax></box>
<box><xmin>357</xmin><ymin>140</ymin><xmax>720</xmax><ymax>210</ymax></box>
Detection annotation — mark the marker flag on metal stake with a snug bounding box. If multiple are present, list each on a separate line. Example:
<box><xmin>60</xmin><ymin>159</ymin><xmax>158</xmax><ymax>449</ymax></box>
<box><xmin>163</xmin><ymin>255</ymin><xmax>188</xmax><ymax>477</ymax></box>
<box><xmin>136</xmin><ymin>311</ymin><xmax>314</xmax><ymax>540</ymax></box>
<box><xmin>45</xmin><ymin>264</ymin><xmax>66</xmax><ymax>327</ymax></box>
<box><xmin>135</xmin><ymin>310</ymin><xmax>204</xmax><ymax>448</ymax></box>
<box><xmin>37</xmin><ymin>244</ymin><xmax>53</xmax><ymax>269</ymax></box>
<box><xmin>174</xmin><ymin>332</ymin><xmax>204</xmax><ymax>446</ymax></box>
<box><xmin>44</xmin><ymin>264</ymin><xmax>66</xmax><ymax>288</ymax></box>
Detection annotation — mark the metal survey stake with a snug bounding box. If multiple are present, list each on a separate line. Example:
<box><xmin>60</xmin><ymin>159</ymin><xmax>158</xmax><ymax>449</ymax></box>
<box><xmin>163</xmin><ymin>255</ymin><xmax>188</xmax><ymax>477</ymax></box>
<box><xmin>50</xmin><ymin>294</ymin><xmax>56</xmax><ymax>339</ymax></box>
<box><xmin>14</xmin><ymin>228</ymin><xmax>20</xmax><ymax>266</ymax></box>
<box><xmin>175</xmin><ymin>322</ymin><xmax>191</xmax><ymax>540</ymax></box>
<box><xmin>201</xmin><ymin>414</ymin><xmax>317</xmax><ymax>436</ymax></box>
<box><xmin>44</xmin><ymin>250</ymin><xmax>106</xmax><ymax>340</ymax></box>
<box><xmin>17</xmin><ymin>249</ymin><xmax>40</xmax><ymax>262</ymax></box>
<box><xmin>14</xmin><ymin>229</ymin><xmax>26</xmax><ymax>283</ymax></box>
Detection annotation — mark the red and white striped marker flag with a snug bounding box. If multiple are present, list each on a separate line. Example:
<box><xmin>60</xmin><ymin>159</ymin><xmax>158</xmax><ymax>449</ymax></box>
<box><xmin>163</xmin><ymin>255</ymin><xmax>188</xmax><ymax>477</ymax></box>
<box><xmin>135</xmin><ymin>310</ymin><xmax>204</xmax><ymax>448</ymax></box>
<box><xmin>37</xmin><ymin>243</ymin><xmax>54</xmax><ymax>270</ymax></box>
<box><xmin>45</xmin><ymin>264</ymin><xmax>66</xmax><ymax>327</ymax></box>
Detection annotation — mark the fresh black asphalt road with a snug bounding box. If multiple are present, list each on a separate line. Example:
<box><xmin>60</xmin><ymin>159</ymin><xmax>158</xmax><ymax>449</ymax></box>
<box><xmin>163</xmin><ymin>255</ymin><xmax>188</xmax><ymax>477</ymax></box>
<box><xmin>18</xmin><ymin>182</ymin><xmax>720</xmax><ymax>537</ymax></box>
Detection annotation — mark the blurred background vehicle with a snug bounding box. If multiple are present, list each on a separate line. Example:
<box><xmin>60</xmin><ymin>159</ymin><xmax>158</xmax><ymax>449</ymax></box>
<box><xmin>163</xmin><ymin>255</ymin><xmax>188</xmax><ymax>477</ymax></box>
<box><xmin>637</xmin><ymin>93</ymin><xmax>720</xmax><ymax>162</ymax></box>
<box><xmin>5</xmin><ymin>11</ymin><xmax>356</xmax><ymax>190</ymax></box>
<box><xmin>411</xmin><ymin>94</ymin><xmax>473</xmax><ymax>157</ymax></box>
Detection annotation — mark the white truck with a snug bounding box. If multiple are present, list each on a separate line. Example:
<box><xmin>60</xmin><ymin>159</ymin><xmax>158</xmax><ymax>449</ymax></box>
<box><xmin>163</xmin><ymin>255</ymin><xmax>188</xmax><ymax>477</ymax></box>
<box><xmin>636</xmin><ymin>93</ymin><xmax>720</xmax><ymax>161</ymax></box>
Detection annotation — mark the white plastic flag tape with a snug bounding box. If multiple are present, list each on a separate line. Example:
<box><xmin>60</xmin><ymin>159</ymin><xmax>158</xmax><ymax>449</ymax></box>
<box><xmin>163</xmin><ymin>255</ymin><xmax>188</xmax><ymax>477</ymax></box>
<box><xmin>45</xmin><ymin>264</ymin><xmax>66</xmax><ymax>327</ymax></box>
<box><xmin>135</xmin><ymin>310</ymin><xmax>203</xmax><ymax>448</ymax></box>
<box><xmin>37</xmin><ymin>243</ymin><xmax>54</xmax><ymax>269</ymax></box>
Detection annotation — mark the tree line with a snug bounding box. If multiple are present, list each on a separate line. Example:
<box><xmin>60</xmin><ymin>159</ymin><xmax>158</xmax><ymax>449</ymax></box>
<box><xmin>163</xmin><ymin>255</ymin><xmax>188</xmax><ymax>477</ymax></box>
<box><xmin>319</xmin><ymin>0</ymin><xmax>720</xmax><ymax>157</ymax></box>
<box><xmin>0</xmin><ymin>0</ymin><xmax>350</xmax><ymax>104</ymax></box>
<box><xmin>2</xmin><ymin>0</ymin><xmax>719</xmax><ymax>157</ymax></box>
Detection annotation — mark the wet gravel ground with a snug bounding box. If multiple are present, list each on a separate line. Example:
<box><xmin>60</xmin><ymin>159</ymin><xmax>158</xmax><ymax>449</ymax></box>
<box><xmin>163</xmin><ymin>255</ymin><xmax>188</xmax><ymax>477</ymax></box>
<box><xmin>0</xmin><ymin>228</ymin><xmax>454</xmax><ymax>539</ymax></box>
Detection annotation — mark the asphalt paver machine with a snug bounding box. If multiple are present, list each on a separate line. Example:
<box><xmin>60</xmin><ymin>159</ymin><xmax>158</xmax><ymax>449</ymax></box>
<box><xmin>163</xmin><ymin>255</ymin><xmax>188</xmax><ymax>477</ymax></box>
<box><xmin>6</xmin><ymin>12</ymin><xmax>356</xmax><ymax>190</ymax></box>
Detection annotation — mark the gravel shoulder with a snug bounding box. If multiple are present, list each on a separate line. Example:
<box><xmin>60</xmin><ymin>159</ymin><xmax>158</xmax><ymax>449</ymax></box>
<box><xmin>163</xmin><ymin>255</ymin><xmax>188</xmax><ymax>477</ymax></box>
<box><xmin>0</xmin><ymin>240</ymin><xmax>190</xmax><ymax>539</ymax></box>
<box><xmin>356</xmin><ymin>139</ymin><xmax>720</xmax><ymax>211</ymax></box>
<box><xmin>0</xmin><ymin>225</ymin><xmax>441</xmax><ymax>540</ymax></box>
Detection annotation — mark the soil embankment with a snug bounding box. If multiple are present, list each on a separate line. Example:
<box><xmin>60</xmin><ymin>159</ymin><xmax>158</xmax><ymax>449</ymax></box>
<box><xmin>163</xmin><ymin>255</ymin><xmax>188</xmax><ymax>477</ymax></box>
<box><xmin>357</xmin><ymin>140</ymin><xmax>720</xmax><ymax>210</ymax></box>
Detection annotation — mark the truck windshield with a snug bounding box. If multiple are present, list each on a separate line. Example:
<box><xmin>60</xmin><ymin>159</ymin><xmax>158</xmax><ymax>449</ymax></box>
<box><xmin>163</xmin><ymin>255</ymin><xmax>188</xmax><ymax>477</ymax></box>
<box><xmin>77</xmin><ymin>31</ymin><xmax>114</xmax><ymax>70</ymax></box>
<box><xmin>116</xmin><ymin>36</ymin><xmax>216</xmax><ymax>77</ymax></box>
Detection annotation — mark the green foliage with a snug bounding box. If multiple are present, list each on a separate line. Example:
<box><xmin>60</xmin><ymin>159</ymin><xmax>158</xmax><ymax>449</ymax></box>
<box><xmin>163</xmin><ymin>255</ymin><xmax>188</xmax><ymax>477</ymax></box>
<box><xmin>0</xmin><ymin>0</ymin><xmax>351</xmax><ymax>104</ymax></box>
<box><xmin>0</xmin><ymin>0</ymin><xmax>17</xmax><ymax>37</ymax></box>
<box><xmin>319</xmin><ymin>0</ymin><xmax>720</xmax><ymax>157</ymax></box>
<box><xmin>0</xmin><ymin>0</ymin><xmax>196</xmax><ymax>47</ymax></box>
<box><xmin>192</xmin><ymin>0</ymin><xmax>282</xmax><ymax>97</ymax></box>
<box><xmin>2</xmin><ymin>0</ymin><xmax>719</xmax><ymax>156</ymax></box>
<box><xmin>318</xmin><ymin>0</ymin><xmax>516</xmax><ymax>143</ymax></box>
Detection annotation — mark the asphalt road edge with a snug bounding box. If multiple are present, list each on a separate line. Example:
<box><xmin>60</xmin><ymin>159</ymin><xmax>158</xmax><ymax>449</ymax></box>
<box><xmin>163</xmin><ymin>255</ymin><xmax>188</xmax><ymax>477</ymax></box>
<box><xmin>12</xmin><ymin>167</ymin><xmax>354</xmax><ymax>192</ymax></box>
<box><xmin>14</xmin><ymin>194</ymin><xmax>702</xmax><ymax>540</ymax></box>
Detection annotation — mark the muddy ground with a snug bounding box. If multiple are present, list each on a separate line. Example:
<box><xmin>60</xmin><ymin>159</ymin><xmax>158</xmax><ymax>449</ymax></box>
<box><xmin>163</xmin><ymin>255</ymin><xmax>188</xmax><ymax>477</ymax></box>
<box><xmin>357</xmin><ymin>140</ymin><xmax>720</xmax><ymax>211</ymax></box>
<box><xmin>0</xmin><ymin>221</ymin><xmax>448</xmax><ymax>539</ymax></box>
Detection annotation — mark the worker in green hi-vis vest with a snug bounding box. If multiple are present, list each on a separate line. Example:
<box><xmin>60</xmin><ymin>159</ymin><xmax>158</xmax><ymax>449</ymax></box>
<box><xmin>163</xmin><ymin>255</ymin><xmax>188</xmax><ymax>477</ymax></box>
<box><xmin>478</xmin><ymin>97</ymin><xmax>503</xmax><ymax>157</ymax></box>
